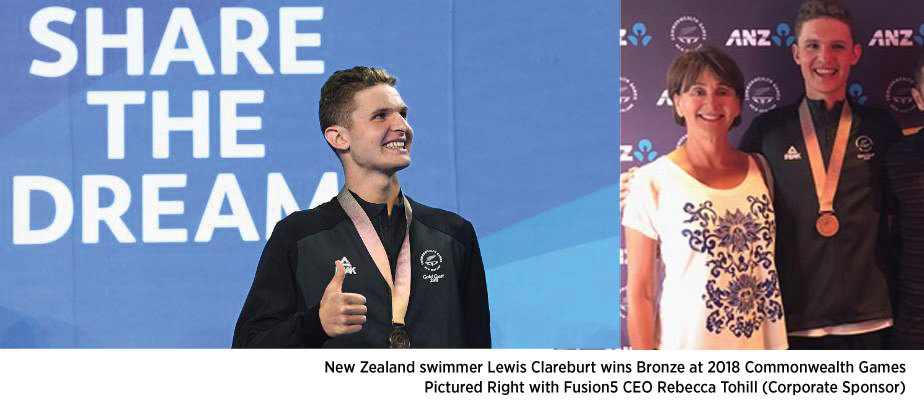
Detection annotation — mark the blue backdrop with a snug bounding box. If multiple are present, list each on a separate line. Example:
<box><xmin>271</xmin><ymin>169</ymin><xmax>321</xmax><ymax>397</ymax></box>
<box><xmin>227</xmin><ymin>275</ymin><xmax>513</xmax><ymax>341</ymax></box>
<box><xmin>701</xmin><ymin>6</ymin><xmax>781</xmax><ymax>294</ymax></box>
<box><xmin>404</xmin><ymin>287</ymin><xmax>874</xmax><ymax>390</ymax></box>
<box><xmin>0</xmin><ymin>0</ymin><xmax>621</xmax><ymax>348</ymax></box>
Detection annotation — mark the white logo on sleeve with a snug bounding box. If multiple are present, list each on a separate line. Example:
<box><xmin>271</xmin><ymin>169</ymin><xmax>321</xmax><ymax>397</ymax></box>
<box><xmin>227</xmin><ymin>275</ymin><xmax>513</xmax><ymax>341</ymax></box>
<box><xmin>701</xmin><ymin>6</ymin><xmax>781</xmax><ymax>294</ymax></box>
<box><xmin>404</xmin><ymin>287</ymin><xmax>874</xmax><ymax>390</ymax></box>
<box><xmin>340</xmin><ymin>257</ymin><xmax>357</xmax><ymax>275</ymax></box>
<box><xmin>784</xmin><ymin>146</ymin><xmax>802</xmax><ymax>161</ymax></box>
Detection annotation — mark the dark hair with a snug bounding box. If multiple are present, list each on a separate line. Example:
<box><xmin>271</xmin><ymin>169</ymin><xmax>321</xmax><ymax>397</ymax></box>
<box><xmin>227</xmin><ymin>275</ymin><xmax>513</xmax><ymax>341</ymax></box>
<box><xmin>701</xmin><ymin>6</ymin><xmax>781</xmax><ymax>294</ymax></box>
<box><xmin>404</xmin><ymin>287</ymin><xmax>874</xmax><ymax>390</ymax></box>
<box><xmin>794</xmin><ymin>0</ymin><xmax>855</xmax><ymax>43</ymax></box>
<box><xmin>319</xmin><ymin>66</ymin><xmax>397</xmax><ymax>132</ymax></box>
<box><xmin>915</xmin><ymin>53</ymin><xmax>924</xmax><ymax>85</ymax></box>
<box><xmin>665</xmin><ymin>45</ymin><xmax>744</xmax><ymax>127</ymax></box>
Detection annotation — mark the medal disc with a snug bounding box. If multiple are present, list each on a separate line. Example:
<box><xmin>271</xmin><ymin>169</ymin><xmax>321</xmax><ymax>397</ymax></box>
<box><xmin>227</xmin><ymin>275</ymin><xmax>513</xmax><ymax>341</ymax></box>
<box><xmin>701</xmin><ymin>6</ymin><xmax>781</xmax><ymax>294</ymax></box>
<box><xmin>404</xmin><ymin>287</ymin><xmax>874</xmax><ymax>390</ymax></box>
<box><xmin>816</xmin><ymin>213</ymin><xmax>839</xmax><ymax>237</ymax></box>
<box><xmin>387</xmin><ymin>325</ymin><xmax>411</xmax><ymax>348</ymax></box>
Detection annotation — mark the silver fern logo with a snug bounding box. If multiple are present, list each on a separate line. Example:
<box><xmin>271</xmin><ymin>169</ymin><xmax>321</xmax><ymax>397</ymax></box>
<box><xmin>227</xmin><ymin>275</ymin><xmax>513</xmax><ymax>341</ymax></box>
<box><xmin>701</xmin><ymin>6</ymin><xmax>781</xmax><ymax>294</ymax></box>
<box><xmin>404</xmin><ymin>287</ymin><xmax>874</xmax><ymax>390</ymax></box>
<box><xmin>670</xmin><ymin>16</ymin><xmax>707</xmax><ymax>51</ymax></box>
<box><xmin>420</xmin><ymin>250</ymin><xmax>442</xmax><ymax>272</ymax></box>
<box><xmin>745</xmin><ymin>77</ymin><xmax>781</xmax><ymax>113</ymax></box>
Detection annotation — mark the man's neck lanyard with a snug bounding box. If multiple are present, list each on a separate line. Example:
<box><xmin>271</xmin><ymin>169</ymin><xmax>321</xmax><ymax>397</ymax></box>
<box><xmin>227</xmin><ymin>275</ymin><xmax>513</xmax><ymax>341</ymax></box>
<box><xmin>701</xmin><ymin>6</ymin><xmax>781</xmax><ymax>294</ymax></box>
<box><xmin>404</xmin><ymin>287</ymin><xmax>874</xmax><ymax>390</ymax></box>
<box><xmin>797</xmin><ymin>98</ymin><xmax>852</xmax><ymax>237</ymax></box>
<box><xmin>337</xmin><ymin>188</ymin><xmax>413</xmax><ymax>348</ymax></box>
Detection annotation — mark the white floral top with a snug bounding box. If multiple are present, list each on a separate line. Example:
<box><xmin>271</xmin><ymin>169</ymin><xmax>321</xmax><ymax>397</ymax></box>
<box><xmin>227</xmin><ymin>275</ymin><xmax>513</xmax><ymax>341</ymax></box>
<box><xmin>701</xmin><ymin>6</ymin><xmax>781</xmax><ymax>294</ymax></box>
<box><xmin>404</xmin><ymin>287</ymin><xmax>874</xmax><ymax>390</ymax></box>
<box><xmin>623</xmin><ymin>155</ymin><xmax>787</xmax><ymax>349</ymax></box>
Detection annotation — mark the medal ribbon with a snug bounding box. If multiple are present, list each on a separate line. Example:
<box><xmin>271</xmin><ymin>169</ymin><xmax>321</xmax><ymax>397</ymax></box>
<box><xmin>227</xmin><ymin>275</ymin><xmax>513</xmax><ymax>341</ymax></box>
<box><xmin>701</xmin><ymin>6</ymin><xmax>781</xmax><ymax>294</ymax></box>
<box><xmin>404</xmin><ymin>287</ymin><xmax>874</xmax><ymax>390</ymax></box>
<box><xmin>798</xmin><ymin>98</ymin><xmax>852</xmax><ymax>215</ymax></box>
<box><xmin>337</xmin><ymin>188</ymin><xmax>412</xmax><ymax>325</ymax></box>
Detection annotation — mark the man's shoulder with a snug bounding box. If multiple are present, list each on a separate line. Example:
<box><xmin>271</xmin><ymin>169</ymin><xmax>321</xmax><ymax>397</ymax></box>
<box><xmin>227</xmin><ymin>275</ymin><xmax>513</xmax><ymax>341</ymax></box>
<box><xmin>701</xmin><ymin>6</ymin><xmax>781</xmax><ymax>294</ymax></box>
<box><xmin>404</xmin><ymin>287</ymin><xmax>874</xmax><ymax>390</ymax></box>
<box><xmin>854</xmin><ymin>103</ymin><xmax>899</xmax><ymax>128</ymax></box>
<box><xmin>740</xmin><ymin>103</ymin><xmax>799</xmax><ymax>151</ymax></box>
<box><xmin>853</xmin><ymin>102</ymin><xmax>891</xmax><ymax>118</ymax></box>
<box><xmin>887</xmin><ymin>127</ymin><xmax>924</xmax><ymax>158</ymax></box>
<box><xmin>850</xmin><ymin>103</ymin><xmax>904</xmax><ymax>148</ymax></box>
<box><xmin>273</xmin><ymin>197</ymin><xmax>347</xmax><ymax>240</ymax></box>
<box><xmin>408</xmin><ymin>198</ymin><xmax>476</xmax><ymax>242</ymax></box>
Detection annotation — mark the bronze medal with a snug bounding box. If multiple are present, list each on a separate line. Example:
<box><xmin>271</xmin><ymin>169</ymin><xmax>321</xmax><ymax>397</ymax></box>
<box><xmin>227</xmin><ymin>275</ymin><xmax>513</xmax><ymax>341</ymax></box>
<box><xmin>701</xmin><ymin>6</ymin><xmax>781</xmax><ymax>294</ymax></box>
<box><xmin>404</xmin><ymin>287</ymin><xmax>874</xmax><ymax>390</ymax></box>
<box><xmin>798</xmin><ymin>100</ymin><xmax>851</xmax><ymax>241</ymax></box>
<box><xmin>387</xmin><ymin>324</ymin><xmax>411</xmax><ymax>348</ymax></box>
<box><xmin>816</xmin><ymin>212</ymin><xmax>839</xmax><ymax>237</ymax></box>
<box><xmin>339</xmin><ymin>189</ymin><xmax>414</xmax><ymax>348</ymax></box>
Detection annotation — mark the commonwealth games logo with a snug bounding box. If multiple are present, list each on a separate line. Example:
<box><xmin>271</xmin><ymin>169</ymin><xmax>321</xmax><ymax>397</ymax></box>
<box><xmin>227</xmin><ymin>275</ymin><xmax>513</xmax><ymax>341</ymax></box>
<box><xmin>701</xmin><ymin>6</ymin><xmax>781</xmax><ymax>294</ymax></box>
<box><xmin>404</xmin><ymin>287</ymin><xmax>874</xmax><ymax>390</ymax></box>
<box><xmin>420</xmin><ymin>250</ymin><xmax>442</xmax><ymax>272</ymax></box>
<box><xmin>670</xmin><ymin>16</ymin><xmax>707</xmax><ymax>52</ymax></box>
<box><xmin>745</xmin><ymin>77</ymin><xmax>781</xmax><ymax>113</ymax></box>
<box><xmin>620</xmin><ymin>77</ymin><xmax>638</xmax><ymax>113</ymax></box>
<box><xmin>886</xmin><ymin>77</ymin><xmax>917</xmax><ymax>113</ymax></box>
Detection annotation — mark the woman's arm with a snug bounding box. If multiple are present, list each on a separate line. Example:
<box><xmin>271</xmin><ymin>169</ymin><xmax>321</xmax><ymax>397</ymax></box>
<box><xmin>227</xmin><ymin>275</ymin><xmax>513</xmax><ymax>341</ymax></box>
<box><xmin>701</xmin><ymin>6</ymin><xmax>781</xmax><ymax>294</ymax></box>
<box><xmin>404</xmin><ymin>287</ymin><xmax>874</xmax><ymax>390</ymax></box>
<box><xmin>625</xmin><ymin>227</ymin><xmax>659</xmax><ymax>350</ymax></box>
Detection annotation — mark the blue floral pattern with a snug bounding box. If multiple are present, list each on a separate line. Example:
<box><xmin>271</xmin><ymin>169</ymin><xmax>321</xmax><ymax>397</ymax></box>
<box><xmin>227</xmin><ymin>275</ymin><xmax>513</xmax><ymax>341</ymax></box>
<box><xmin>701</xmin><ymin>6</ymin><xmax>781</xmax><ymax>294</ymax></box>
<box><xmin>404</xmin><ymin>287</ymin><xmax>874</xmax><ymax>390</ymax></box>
<box><xmin>681</xmin><ymin>194</ymin><xmax>783</xmax><ymax>338</ymax></box>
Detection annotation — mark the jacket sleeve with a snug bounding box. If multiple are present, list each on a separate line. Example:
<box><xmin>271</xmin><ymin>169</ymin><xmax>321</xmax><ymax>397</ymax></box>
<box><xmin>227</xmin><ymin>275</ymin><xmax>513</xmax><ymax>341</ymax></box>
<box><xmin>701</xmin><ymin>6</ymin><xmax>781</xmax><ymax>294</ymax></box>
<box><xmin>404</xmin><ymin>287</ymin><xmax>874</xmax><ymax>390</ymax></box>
<box><xmin>881</xmin><ymin>115</ymin><xmax>904</xmax><ymax>217</ymax></box>
<box><xmin>459</xmin><ymin>220</ymin><xmax>492</xmax><ymax>348</ymax></box>
<box><xmin>232</xmin><ymin>218</ymin><xmax>331</xmax><ymax>348</ymax></box>
<box><xmin>882</xmin><ymin>117</ymin><xmax>905</xmax><ymax>310</ymax></box>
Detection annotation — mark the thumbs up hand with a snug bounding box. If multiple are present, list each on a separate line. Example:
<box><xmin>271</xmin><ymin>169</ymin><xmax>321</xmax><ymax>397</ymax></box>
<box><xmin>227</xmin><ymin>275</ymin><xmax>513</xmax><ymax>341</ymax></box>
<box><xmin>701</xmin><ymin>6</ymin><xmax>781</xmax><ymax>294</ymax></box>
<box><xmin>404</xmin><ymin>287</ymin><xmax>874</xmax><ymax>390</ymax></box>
<box><xmin>319</xmin><ymin>260</ymin><xmax>367</xmax><ymax>337</ymax></box>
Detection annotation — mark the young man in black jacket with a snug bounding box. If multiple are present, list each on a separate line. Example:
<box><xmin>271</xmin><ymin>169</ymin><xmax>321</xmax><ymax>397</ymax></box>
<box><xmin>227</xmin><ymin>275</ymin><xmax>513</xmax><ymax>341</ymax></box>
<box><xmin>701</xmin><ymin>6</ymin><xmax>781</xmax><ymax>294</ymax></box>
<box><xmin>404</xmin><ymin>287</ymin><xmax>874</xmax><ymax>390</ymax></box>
<box><xmin>737</xmin><ymin>0</ymin><xmax>900</xmax><ymax>349</ymax></box>
<box><xmin>233</xmin><ymin>67</ymin><xmax>491</xmax><ymax>348</ymax></box>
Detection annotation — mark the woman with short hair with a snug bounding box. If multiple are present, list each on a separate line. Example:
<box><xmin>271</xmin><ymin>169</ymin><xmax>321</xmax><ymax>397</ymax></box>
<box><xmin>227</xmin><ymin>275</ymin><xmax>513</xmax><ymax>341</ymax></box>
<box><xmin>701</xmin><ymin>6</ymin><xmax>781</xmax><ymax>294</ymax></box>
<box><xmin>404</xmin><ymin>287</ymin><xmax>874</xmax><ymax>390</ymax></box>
<box><xmin>622</xmin><ymin>46</ymin><xmax>787</xmax><ymax>349</ymax></box>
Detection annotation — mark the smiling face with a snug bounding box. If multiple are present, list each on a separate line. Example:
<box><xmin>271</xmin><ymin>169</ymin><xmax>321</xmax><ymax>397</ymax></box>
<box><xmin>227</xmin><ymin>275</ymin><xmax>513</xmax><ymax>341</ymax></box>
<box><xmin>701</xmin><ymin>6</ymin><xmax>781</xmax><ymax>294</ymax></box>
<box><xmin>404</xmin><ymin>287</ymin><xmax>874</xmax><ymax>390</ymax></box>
<box><xmin>672</xmin><ymin>69</ymin><xmax>741</xmax><ymax>136</ymax></box>
<box><xmin>340</xmin><ymin>84</ymin><xmax>413</xmax><ymax>175</ymax></box>
<box><xmin>792</xmin><ymin>17</ymin><xmax>861</xmax><ymax>102</ymax></box>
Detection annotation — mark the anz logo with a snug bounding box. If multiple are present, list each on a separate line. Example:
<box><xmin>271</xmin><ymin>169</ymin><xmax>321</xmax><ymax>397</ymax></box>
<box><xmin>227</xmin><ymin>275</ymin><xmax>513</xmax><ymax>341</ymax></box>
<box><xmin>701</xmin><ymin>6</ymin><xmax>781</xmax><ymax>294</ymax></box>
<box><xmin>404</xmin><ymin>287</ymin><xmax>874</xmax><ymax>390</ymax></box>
<box><xmin>726</xmin><ymin>23</ymin><xmax>795</xmax><ymax>47</ymax></box>
<box><xmin>868</xmin><ymin>29</ymin><xmax>914</xmax><ymax>47</ymax></box>
<box><xmin>849</xmin><ymin>83</ymin><xmax>869</xmax><ymax>105</ymax></box>
<box><xmin>621</xmin><ymin>22</ymin><xmax>653</xmax><ymax>47</ymax></box>
<box><xmin>866</xmin><ymin>23</ymin><xmax>924</xmax><ymax>47</ymax></box>
<box><xmin>656</xmin><ymin>89</ymin><xmax>673</xmax><ymax>107</ymax></box>
<box><xmin>621</xmin><ymin>139</ymin><xmax>659</xmax><ymax>163</ymax></box>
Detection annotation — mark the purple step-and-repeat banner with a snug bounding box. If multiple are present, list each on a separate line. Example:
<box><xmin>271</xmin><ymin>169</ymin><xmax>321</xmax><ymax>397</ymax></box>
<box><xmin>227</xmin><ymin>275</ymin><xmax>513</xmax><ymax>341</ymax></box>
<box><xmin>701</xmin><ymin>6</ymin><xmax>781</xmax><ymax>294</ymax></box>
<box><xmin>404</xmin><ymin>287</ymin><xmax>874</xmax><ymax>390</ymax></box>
<box><xmin>620</xmin><ymin>0</ymin><xmax>924</xmax><ymax>347</ymax></box>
